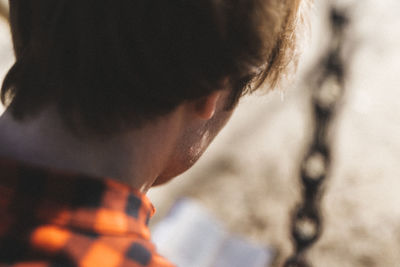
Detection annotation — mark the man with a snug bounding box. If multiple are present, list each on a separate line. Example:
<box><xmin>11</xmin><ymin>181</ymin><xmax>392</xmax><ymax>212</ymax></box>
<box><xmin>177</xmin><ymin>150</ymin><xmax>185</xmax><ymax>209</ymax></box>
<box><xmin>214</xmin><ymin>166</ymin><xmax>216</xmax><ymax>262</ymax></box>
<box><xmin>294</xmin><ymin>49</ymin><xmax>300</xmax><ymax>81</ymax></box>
<box><xmin>0</xmin><ymin>0</ymin><xmax>303</xmax><ymax>266</ymax></box>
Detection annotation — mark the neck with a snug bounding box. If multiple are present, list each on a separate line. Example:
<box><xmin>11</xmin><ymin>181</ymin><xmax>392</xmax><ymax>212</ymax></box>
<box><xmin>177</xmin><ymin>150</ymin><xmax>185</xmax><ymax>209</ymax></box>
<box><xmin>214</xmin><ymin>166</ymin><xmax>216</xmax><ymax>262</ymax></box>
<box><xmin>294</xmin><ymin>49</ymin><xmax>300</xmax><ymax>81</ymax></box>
<box><xmin>0</xmin><ymin>107</ymin><xmax>183</xmax><ymax>193</ymax></box>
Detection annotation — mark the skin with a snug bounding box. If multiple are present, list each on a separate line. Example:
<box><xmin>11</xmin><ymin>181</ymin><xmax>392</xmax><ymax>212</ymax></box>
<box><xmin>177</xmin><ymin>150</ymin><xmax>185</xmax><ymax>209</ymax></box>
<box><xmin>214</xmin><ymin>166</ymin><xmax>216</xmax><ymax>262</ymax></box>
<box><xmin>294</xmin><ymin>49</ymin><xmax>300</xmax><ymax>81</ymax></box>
<box><xmin>0</xmin><ymin>89</ymin><xmax>235</xmax><ymax>193</ymax></box>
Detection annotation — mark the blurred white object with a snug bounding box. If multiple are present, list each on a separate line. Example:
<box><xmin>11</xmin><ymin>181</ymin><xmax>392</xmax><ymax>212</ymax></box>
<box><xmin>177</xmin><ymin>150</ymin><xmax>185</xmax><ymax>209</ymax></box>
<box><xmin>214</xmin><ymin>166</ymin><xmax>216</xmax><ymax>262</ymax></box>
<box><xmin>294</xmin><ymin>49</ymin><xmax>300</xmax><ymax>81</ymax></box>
<box><xmin>152</xmin><ymin>198</ymin><xmax>274</xmax><ymax>267</ymax></box>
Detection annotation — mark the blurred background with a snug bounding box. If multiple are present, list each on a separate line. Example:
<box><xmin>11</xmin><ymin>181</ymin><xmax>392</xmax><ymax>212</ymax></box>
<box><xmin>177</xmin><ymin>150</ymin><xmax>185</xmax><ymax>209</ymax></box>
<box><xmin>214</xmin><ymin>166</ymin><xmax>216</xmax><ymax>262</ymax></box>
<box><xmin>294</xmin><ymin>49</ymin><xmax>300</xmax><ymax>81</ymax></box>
<box><xmin>1</xmin><ymin>0</ymin><xmax>400</xmax><ymax>266</ymax></box>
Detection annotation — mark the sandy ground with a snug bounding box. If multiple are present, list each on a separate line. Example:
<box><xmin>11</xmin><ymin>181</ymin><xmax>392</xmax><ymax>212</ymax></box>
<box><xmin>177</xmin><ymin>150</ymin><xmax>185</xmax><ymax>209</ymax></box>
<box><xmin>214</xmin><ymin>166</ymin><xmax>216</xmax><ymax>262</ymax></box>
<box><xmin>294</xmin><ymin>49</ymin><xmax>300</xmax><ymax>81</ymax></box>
<box><xmin>1</xmin><ymin>1</ymin><xmax>400</xmax><ymax>266</ymax></box>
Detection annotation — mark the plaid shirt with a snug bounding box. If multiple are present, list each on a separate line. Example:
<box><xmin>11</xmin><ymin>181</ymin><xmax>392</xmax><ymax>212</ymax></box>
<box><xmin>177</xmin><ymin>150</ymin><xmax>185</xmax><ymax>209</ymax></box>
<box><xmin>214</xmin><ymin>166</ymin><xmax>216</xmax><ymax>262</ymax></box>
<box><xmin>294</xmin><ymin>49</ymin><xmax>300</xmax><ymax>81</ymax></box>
<box><xmin>0</xmin><ymin>158</ymin><xmax>175</xmax><ymax>267</ymax></box>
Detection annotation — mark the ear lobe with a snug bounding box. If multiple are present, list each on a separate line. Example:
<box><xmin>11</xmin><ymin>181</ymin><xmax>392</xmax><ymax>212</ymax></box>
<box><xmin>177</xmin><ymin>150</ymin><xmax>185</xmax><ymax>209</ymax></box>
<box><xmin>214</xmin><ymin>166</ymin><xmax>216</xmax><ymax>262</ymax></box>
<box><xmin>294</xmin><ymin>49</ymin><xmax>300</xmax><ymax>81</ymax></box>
<box><xmin>195</xmin><ymin>91</ymin><xmax>221</xmax><ymax>120</ymax></box>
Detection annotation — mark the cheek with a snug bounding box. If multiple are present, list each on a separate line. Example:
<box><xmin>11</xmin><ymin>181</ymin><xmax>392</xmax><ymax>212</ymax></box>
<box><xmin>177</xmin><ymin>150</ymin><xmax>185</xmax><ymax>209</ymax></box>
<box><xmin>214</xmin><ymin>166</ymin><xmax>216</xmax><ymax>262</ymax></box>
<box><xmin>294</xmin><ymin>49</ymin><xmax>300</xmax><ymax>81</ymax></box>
<box><xmin>187</xmin><ymin>129</ymin><xmax>211</xmax><ymax>165</ymax></box>
<box><xmin>168</xmin><ymin>126</ymin><xmax>211</xmax><ymax>177</ymax></box>
<box><xmin>153</xmin><ymin>109</ymin><xmax>234</xmax><ymax>186</ymax></box>
<box><xmin>152</xmin><ymin>127</ymin><xmax>211</xmax><ymax>186</ymax></box>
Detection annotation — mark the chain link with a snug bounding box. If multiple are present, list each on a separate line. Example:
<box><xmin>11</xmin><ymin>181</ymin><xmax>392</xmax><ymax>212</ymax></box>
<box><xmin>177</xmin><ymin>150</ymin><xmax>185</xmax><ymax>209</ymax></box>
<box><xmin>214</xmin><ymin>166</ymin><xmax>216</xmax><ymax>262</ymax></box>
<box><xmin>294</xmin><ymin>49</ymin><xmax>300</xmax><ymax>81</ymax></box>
<box><xmin>283</xmin><ymin>7</ymin><xmax>349</xmax><ymax>267</ymax></box>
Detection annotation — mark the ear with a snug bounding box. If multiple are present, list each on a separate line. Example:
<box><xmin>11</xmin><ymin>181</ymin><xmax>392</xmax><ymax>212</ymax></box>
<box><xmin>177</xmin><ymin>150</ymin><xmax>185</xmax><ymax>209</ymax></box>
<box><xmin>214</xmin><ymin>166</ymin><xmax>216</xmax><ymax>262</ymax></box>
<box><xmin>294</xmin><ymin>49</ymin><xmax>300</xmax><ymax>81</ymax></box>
<box><xmin>194</xmin><ymin>90</ymin><xmax>221</xmax><ymax>120</ymax></box>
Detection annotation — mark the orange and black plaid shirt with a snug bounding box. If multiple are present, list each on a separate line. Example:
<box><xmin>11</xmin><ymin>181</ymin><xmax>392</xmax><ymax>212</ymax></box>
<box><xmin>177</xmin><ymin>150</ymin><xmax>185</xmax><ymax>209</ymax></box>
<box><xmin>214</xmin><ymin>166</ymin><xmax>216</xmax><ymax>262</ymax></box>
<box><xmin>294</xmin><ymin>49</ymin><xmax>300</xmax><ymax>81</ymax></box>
<box><xmin>0</xmin><ymin>158</ymin><xmax>175</xmax><ymax>267</ymax></box>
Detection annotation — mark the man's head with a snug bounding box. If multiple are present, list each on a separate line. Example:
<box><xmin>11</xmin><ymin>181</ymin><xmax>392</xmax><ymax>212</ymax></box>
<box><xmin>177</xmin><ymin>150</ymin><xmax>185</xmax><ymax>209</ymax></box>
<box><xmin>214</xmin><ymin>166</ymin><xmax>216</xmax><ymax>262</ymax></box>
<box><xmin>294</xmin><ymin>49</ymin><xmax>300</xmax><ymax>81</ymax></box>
<box><xmin>1</xmin><ymin>0</ymin><xmax>303</xmax><ymax>135</ymax></box>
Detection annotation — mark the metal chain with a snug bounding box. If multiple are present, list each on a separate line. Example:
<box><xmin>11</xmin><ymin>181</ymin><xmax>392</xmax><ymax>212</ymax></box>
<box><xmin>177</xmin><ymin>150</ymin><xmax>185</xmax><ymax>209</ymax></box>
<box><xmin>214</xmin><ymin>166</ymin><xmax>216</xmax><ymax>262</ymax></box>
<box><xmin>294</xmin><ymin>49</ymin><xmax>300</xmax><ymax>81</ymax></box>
<box><xmin>283</xmin><ymin>7</ymin><xmax>349</xmax><ymax>267</ymax></box>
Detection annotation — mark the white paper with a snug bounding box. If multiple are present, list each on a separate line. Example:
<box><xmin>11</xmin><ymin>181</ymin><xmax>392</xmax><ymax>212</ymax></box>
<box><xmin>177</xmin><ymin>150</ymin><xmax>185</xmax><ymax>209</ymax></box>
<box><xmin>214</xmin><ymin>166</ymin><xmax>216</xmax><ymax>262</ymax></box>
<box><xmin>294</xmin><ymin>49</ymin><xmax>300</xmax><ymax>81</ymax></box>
<box><xmin>152</xmin><ymin>198</ymin><xmax>274</xmax><ymax>267</ymax></box>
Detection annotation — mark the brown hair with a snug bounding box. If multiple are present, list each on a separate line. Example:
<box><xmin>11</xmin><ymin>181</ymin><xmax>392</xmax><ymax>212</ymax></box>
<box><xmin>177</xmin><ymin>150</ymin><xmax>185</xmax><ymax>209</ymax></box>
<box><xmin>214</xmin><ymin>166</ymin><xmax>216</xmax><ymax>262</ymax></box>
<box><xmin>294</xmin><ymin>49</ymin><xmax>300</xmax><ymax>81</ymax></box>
<box><xmin>1</xmin><ymin>0</ymin><xmax>303</xmax><ymax>133</ymax></box>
